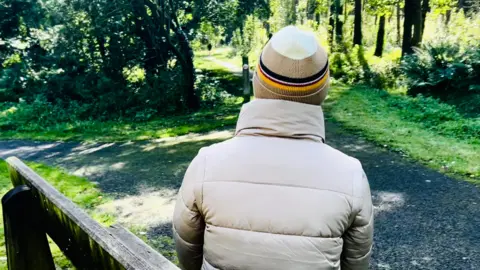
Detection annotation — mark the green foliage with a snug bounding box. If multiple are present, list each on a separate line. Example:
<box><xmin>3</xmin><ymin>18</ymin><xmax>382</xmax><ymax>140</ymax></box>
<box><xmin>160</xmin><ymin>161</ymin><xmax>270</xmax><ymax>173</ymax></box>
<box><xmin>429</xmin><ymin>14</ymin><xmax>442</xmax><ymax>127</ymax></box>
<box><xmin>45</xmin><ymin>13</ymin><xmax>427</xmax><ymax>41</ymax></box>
<box><xmin>330</xmin><ymin>45</ymin><xmax>401</xmax><ymax>89</ymax></box>
<box><xmin>192</xmin><ymin>21</ymin><xmax>225</xmax><ymax>50</ymax></box>
<box><xmin>325</xmin><ymin>85</ymin><xmax>480</xmax><ymax>183</ymax></box>
<box><xmin>0</xmin><ymin>100</ymin><xmax>241</xmax><ymax>142</ymax></box>
<box><xmin>269</xmin><ymin>0</ymin><xmax>309</xmax><ymax>31</ymax></box>
<box><xmin>196</xmin><ymin>71</ymin><xmax>239</xmax><ymax>108</ymax></box>
<box><xmin>0</xmin><ymin>0</ymin><xmax>211</xmax><ymax>120</ymax></box>
<box><xmin>431</xmin><ymin>0</ymin><xmax>456</xmax><ymax>14</ymax></box>
<box><xmin>231</xmin><ymin>15</ymin><xmax>267</xmax><ymax>57</ymax></box>
<box><xmin>365</xmin><ymin>0</ymin><xmax>400</xmax><ymax>16</ymax></box>
<box><xmin>388</xmin><ymin>94</ymin><xmax>480</xmax><ymax>140</ymax></box>
<box><xmin>401</xmin><ymin>38</ymin><xmax>480</xmax><ymax>99</ymax></box>
<box><xmin>0</xmin><ymin>97</ymin><xmax>89</xmax><ymax>130</ymax></box>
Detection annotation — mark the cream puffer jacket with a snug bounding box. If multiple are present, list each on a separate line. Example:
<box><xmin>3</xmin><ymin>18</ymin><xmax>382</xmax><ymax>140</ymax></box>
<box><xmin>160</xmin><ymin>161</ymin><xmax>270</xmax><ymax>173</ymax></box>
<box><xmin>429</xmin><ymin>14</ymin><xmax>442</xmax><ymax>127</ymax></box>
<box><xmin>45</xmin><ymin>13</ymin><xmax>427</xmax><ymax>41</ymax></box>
<box><xmin>173</xmin><ymin>99</ymin><xmax>374</xmax><ymax>270</ymax></box>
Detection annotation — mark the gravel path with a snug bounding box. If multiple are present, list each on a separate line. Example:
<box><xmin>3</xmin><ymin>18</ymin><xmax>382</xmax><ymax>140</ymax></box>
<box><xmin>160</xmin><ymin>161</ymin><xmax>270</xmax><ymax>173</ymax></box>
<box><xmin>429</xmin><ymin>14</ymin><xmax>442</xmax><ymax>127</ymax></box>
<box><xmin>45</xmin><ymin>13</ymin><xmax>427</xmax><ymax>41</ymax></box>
<box><xmin>0</xmin><ymin>123</ymin><xmax>478</xmax><ymax>269</ymax></box>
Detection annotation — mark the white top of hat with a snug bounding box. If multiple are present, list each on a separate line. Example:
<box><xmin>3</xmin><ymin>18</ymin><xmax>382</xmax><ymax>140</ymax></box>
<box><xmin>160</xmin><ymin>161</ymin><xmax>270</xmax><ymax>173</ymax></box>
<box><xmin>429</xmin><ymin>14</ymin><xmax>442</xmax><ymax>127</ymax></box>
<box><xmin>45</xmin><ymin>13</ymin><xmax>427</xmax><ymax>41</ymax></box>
<box><xmin>270</xmin><ymin>26</ymin><xmax>318</xmax><ymax>60</ymax></box>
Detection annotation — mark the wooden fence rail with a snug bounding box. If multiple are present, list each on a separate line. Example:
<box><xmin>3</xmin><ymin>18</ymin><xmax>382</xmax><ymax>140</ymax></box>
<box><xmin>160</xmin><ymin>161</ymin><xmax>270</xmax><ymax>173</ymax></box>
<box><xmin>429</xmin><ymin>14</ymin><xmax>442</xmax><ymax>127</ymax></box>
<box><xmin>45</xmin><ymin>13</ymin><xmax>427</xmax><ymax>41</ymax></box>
<box><xmin>2</xmin><ymin>156</ymin><xmax>180</xmax><ymax>270</ymax></box>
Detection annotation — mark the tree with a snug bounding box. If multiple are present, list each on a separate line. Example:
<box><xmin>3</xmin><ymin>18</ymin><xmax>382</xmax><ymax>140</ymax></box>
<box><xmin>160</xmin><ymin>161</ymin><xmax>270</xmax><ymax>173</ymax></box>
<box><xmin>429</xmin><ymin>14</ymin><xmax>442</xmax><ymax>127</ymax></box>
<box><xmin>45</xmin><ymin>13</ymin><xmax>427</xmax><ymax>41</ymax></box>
<box><xmin>232</xmin><ymin>16</ymin><xmax>266</xmax><ymax>103</ymax></box>
<box><xmin>366</xmin><ymin>0</ymin><xmax>397</xmax><ymax>56</ymax></box>
<box><xmin>334</xmin><ymin>0</ymin><xmax>344</xmax><ymax>44</ymax></box>
<box><xmin>374</xmin><ymin>15</ymin><xmax>386</xmax><ymax>56</ymax></box>
<box><xmin>420</xmin><ymin>0</ymin><xmax>431</xmax><ymax>43</ymax></box>
<box><xmin>286</xmin><ymin>0</ymin><xmax>299</xmax><ymax>25</ymax></box>
<box><xmin>396</xmin><ymin>2</ymin><xmax>402</xmax><ymax>45</ymax></box>
<box><xmin>354</xmin><ymin>0</ymin><xmax>363</xmax><ymax>45</ymax></box>
<box><xmin>131</xmin><ymin>0</ymin><xmax>199</xmax><ymax>109</ymax></box>
<box><xmin>402</xmin><ymin>0</ymin><xmax>422</xmax><ymax>55</ymax></box>
<box><xmin>329</xmin><ymin>0</ymin><xmax>336</xmax><ymax>49</ymax></box>
<box><xmin>457</xmin><ymin>0</ymin><xmax>480</xmax><ymax>13</ymax></box>
<box><xmin>410</xmin><ymin>0</ymin><xmax>423</xmax><ymax>47</ymax></box>
<box><xmin>307</xmin><ymin>0</ymin><xmax>319</xmax><ymax>20</ymax></box>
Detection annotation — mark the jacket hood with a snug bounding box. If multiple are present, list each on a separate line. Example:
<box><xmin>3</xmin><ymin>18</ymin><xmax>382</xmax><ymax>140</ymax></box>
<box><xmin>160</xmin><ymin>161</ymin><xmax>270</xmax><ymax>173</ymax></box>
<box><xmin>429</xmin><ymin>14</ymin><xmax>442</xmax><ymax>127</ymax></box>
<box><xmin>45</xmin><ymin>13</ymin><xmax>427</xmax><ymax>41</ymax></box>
<box><xmin>235</xmin><ymin>99</ymin><xmax>325</xmax><ymax>142</ymax></box>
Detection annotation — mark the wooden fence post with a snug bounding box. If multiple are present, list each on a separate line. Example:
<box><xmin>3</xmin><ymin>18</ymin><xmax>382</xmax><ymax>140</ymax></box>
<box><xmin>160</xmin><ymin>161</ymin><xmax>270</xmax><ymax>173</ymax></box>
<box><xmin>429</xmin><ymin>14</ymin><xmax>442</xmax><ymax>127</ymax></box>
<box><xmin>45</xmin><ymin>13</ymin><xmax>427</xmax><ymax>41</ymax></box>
<box><xmin>242</xmin><ymin>56</ymin><xmax>251</xmax><ymax>103</ymax></box>
<box><xmin>2</xmin><ymin>185</ymin><xmax>55</xmax><ymax>270</ymax></box>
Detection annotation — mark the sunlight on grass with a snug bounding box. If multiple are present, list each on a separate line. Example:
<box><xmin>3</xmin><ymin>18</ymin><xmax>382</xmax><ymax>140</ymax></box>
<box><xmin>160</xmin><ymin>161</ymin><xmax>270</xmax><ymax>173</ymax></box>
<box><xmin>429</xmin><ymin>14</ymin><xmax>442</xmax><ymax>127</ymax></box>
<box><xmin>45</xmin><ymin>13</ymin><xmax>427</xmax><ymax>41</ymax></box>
<box><xmin>195</xmin><ymin>47</ymin><xmax>257</xmax><ymax>70</ymax></box>
<box><xmin>0</xmin><ymin>103</ymin><xmax>242</xmax><ymax>142</ymax></box>
<box><xmin>324</xmin><ymin>85</ymin><xmax>480</xmax><ymax>185</ymax></box>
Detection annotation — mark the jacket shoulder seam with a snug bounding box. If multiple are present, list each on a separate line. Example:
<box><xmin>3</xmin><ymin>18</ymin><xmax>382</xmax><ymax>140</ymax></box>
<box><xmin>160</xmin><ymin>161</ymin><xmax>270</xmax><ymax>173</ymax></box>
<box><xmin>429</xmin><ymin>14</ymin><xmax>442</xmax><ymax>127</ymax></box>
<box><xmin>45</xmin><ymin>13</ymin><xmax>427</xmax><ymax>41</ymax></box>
<box><xmin>203</xmin><ymin>180</ymin><xmax>355</xmax><ymax>197</ymax></box>
<box><xmin>207</xmin><ymin>223</ymin><xmax>343</xmax><ymax>239</ymax></box>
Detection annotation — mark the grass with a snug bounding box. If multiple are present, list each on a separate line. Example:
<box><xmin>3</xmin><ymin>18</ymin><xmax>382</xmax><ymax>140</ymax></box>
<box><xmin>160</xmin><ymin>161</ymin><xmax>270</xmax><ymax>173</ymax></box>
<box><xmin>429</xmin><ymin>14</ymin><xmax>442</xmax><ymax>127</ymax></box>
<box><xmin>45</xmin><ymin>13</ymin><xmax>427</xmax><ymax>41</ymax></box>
<box><xmin>0</xmin><ymin>51</ymin><xmax>244</xmax><ymax>143</ymax></box>
<box><xmin>323</xmin><ymin>85</ymin><xmax>480</xmax><ymax>185</ymax></box>
<box><xmin>194</xmin><ymin>49</ymin><xmax>234</xmax><ymax>70</ymax></box>
<box><xmin>0</xmin><ymin>103</ymin><xmax>241</xmax><ymax>142</ymax></box>
<box><xmin>0</xmin><ymin>50</ymin><xmax>478</xmax><ymax>185</ymax></box>
<box><xmin>0</xmin><ymin>160</ymin><xmax>114</xmax><ymax>269</ymax></box>
<box><xmin>195</xmin><ymin>47</ymin><xmax>257</xmax><ymax>70</ymax></box>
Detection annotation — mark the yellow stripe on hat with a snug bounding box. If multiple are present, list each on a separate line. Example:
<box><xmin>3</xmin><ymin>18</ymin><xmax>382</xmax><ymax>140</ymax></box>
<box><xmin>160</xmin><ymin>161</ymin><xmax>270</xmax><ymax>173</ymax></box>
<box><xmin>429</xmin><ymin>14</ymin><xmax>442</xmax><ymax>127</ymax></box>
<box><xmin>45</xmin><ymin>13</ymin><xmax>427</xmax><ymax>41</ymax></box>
<box><xmin>256</xmin><ymin>65</ymin><xmax>329</xmax><ymax>92</ymax></box>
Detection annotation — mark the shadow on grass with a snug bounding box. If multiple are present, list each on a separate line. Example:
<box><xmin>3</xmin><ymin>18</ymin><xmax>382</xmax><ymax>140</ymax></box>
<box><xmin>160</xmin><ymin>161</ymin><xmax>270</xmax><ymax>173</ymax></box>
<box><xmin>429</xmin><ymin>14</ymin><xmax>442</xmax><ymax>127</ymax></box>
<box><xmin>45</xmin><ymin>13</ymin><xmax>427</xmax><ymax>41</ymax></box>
<box><xmin>0</xmin><ymin>133</ymin><xmax>232</xmax><ymax>196</ymax></box>
<box><xmin>1</xmin><ymin>83</ymin><xmax>479</xmax><ymax>269</ymax></box>
<box><xmin>199</xmin><ymin>68</ymin><xmax>244</xmax><ymax>96</ymax></box>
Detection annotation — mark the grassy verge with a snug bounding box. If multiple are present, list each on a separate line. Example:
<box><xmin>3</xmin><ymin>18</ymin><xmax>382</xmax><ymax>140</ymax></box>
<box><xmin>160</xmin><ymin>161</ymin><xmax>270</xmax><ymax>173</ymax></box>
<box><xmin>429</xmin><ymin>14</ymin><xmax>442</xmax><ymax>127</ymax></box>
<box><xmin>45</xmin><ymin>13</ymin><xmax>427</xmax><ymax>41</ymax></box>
<box><xmin>0</xmin><ymin>104</ymin><xmax>240</xmax><ymax>142</ymax></box>
<box><xmin>324</xmin><ymin>85</ymin><xmax>480</xmax><ymax>185</ymax></box>
<box><xmin>0</xmin><ymin>160</ymin><xmax>114</xmax><ymax>269</ymax></box>
<box><xmin>1</xmin><ymin>50</ymin><xmax>478</xmax><ymax>185</ymax></box>
<box><xmin>0</xmin><ymin>52</ymin><xmax>243</xmax><ymax>143</ymax></box>
<box><xmin>195</xmin><ymin>47</ymin><xmax>257</xmax><ymax>70</ymax></box>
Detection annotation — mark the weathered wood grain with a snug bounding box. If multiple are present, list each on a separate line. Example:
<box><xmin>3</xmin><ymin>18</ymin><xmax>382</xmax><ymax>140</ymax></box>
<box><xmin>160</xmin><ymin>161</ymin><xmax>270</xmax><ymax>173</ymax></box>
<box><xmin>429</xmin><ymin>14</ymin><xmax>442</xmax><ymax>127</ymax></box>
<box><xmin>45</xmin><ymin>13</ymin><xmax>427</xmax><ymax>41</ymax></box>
<box><xmin>108</xmin><ymin>224</ymin><xmax>178</xmax><ymax>270</ymax></box>
<box><xmin>2</xmin><ymin>185</ymin><xmax>56</xmax><ymax>270</ymax></box>
<box><xmin>5</xmin><ymin>156</ymin><xmax>180</xmax><ymax>270</ymax></box>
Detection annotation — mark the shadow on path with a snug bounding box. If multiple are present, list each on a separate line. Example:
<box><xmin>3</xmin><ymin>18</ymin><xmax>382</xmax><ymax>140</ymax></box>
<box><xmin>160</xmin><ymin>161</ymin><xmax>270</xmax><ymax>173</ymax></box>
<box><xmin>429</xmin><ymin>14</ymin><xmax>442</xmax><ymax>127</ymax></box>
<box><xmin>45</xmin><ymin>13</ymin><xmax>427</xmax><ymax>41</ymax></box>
<box><xmin>0</xmin><ymin>124</ymin><xmax>478</xmax><ymax>269</ymax></box>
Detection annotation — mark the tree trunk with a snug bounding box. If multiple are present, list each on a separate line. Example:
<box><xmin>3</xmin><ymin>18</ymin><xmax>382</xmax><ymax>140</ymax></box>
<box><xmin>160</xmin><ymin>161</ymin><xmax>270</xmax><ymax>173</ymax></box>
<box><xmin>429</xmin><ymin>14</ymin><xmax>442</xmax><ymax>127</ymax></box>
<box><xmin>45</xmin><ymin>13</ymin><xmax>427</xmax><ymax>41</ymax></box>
<box><xmin>402</xmin><ymin>0</ymin><xmax>414</xmax><ymax>55</ymax></box>
<box><xmin>420</xmin><ymin>0</ymin><xmax>430</xmax><ymax>43</ymax></box>
<box><xmin>307</xmin><ymin>0</ymin><xmax>317</xmax><ymax>20</ymax></box>
<box><xmin>97</xmin><ymin>36</ymin><xmax>107</xmax><ymax>65</ymax></box>
<box><xmin>174</xmin><ymin>29</ymin><xmax>199</xmax><ymax>110</ymax></box>
<box><xmin>329</xmin><ymin>1</ymin><xmax>336</xmax><ymax>50</ymax></box>
<box><xmin>445</xmin><ymin>9</ymin><xmax>451</xmax><ymax>26</ymax></box>
<box><xmin>411</xmin><ymin>0</ymin><xmax>423</xmax><ymax>47</ymax></box>
<box><xmin>354</xmin><ymin>0</ymin><xmax>362</xmax><ymax>45</ymax></box>
<box><xmin>374</xmin><ymin>15</ymin><xmax>386</xmax><ymax>57</ymax></box>
<box><xmin>287</xmin><ymin>0</ymin><xmax>299</xmax><ymax>25</ymax></box>
<box><xmin>335</xmin><ymin>0</ymin><xmax>343</xmax><ymax>44</ymax></box>
<box><xmin>263</xmin><ymin>21</ymin><xmax>271</xmax><ymax>37</ymax></box>
<box><xmin>397</xmin><ymin>2</ymin><xmax>401</xmax><ymax>45</ymax></box>
<box><xmin>131</xmin><ymin>1</ymin><xmax>167</xmax><ymax>77</ymax></box>
<box><xmin>402</xmin><ymin>0</ymin><xmax>422</xmax><ymax>55</ymax></box>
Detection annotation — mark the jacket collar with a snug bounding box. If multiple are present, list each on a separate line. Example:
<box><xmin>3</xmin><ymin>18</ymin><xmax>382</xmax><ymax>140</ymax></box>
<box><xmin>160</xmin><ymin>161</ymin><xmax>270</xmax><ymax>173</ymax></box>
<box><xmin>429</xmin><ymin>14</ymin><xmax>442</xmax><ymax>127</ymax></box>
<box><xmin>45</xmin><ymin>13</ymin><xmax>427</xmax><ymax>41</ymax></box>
<box><xmin>235</xmin><ymin>99</ymin><xmax>325</xmax><ymax>143</ymax></box>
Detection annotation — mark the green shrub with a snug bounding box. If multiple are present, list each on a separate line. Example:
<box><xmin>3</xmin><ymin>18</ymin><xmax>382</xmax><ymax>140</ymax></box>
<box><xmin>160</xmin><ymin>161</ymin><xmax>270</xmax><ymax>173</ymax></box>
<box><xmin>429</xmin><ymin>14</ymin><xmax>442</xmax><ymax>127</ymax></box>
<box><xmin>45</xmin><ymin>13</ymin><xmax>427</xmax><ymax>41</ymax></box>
<box><xmin>196</xmin><ymin>73</ymin><xmax>237</xmax><ymax>109</ymax></box>
<box><xmin>0</xmin><ymin>96</ymin><xmax>89</xmax><ymax>131</ymax></box>
<box><xmin>401</xmin><ymin>39</ymin><xmax>480</xmax><ymax>99</ymax></box>
<box><xmin>330</xmin><ymin>45</ymin><xmax>400</xmax><ymax>89</ymax></box>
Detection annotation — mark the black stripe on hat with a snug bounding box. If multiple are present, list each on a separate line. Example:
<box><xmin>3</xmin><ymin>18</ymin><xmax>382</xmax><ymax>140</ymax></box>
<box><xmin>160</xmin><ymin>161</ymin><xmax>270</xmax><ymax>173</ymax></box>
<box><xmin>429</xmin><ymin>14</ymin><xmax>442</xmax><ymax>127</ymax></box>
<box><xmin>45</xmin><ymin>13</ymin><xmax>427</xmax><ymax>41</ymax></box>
<box><xmin>259</xmin><ymin>57</ymin><xmax>329</xmax><ymax>85</ymax></box>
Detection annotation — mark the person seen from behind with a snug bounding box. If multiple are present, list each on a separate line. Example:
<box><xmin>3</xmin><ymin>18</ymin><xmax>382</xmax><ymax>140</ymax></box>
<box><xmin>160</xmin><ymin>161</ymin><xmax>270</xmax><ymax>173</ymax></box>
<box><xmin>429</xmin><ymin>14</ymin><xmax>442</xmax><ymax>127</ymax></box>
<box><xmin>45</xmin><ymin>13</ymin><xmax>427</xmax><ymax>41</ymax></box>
<box><xmin>173</xmin><ymin>25</ymin><xmax>374</xmax><ymax>270</ymax></box>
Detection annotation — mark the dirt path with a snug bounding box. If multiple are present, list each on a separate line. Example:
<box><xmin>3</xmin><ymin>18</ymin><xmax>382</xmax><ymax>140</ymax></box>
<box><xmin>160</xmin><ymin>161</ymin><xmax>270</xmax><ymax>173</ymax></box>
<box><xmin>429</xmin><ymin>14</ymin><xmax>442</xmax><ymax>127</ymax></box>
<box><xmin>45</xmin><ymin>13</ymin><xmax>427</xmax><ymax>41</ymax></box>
<box><xmin>1</xmin><ymin>123</ymin><xmax>479</xmax><ymax>269</ymax></box>
<box><xmin>205</xmin><ymin>56</ymin><xmax>254</xmax><ymax>77</ymax></box>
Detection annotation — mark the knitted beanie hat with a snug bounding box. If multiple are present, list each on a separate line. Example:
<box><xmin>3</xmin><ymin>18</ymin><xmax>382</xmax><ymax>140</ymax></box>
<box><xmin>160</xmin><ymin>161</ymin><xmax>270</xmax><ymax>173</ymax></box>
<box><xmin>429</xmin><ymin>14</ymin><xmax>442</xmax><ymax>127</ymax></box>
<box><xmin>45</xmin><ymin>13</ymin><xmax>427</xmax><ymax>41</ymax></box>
<box><xmin>253</xmin><ymin>26</ymin><xmax>330</xmax><ymax>105</ymax></box>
